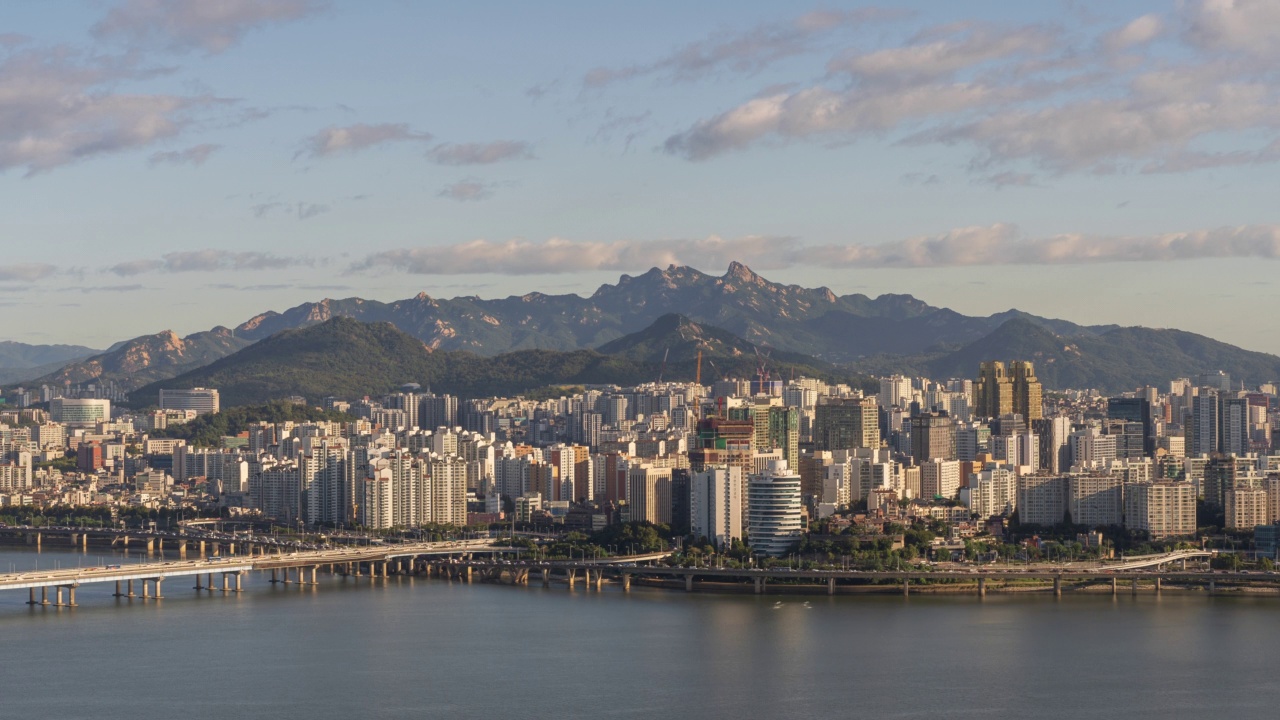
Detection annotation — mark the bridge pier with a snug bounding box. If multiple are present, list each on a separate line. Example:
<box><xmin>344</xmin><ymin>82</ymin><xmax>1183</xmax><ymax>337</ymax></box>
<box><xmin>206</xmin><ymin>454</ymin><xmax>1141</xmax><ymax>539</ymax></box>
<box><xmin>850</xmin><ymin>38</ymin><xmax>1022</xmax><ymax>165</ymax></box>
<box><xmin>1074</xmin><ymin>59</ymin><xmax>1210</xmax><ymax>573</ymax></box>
<box><xmin>179</xmin><ymin>541</ymin><xmax>187</xmax><ymax>559</ymax></box>
<box><xmin>978</xmin><ymin>577</ymin><xmax>986</xmax><ymax>597</ymax></box>
<box><xmin>270</xmin><ymin>569</ymin><xmax>278</xmax><ymax>584</ymax></box>
<box><xmin>220</xmin><ymin>573</ymin><xmax>229</xmax><ymax>593</ymax></box>
<box><xmin>194</xmin><ymin>573</ymin><xmax>204</xmax><ymax>590</ymax></box>
<box><xmin>235</xmin><ymin>572</ymin><xmax>243</xmax><ymax>592</ymax></box>
<box><xmin>622</xmin><ymin>573</ymin><xmax>631</xmax><ymax>592</ymax></box>
<box><xmin>684</xmin><ymin>575</ymin><xmax>694</xmax><ymax>592</ymax></box>
<box><xmin>1054</xmin><ymin>575</ymin><xmax>1062</xmax><ymax>597</ymax></box>
<box><xmin>828</xmin><ymin>577</ymin><xmax>835</xmax><ymax>596</ymax></box>
<box><xmin>146</xmin><ymin>538</ymin><xmax>155</xmax><ymax>557</ymax></box>
<box><xmin>542</xmin><ymin>569</ymin><xmax>550</xmax><ymax>587</ymax></box>
<box><xmin>1155</xmin><ymin>577</ymin><xmax>1162</xmax><ymax>594</ymax></box>
<box><xmin>1111</xmin><ymin>577</ymin><xmax>1118</xmax><ymax>596</ymax></box>
<box><xmin>566</xmin><ymin>569</ymin><xmax>577</xmax><ymax>590</ymax></box>
<box><xmin>903</xmin><ymin>578</ymin><xmax>909</xmax><ymax>597</ymax></box>
<box><xmin>754</xmin><ymin>577</ymin><xmax>764</xmax><ymax>595</ymax></box>
<box><xmin>1209</xmin><ymin>579</ymin><xmax>1216</xmax><ymax>594</ymax></box>
<box><xmin>1132</xmin><ymin>577</ymin><xmax>1139</xmax><ymax>595</ymax></box>
<box><xmin>199</xmin><ymin>540</ymin><xmax>206</xmax><ymax>558</ymax></box>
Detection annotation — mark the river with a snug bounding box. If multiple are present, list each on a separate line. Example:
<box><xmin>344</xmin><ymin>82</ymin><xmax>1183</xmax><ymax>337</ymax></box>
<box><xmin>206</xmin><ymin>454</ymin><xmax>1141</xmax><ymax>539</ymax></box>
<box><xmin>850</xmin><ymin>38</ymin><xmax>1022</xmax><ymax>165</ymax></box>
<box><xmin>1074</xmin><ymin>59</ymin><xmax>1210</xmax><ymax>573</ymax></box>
<box><xmin>1</xmin><ymin>547</ymin><xmax>1276</xmax><ymax>719</ymax></box>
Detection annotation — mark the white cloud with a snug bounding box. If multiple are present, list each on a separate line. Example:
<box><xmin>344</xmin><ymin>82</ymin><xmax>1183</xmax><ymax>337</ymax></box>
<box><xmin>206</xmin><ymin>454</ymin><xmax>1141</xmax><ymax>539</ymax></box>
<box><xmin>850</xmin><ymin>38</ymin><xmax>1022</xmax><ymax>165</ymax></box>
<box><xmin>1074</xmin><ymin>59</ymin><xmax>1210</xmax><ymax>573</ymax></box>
<box><xmin>828</xmin><ymin>24</ymin><xmax>1052</xmax><ymax>84</ymax></box>
<box><xmin>1102</xmin><ymin>14</ymin><xmax>1163</xmax><ymax>53</ymax></box>
<box><xmin>148</xmin><ymin>143</ymin><xmax>221</xmax><ymax>166</ymax></box>
<box><xmin>109</xmin><ymin>251</ymin><xmax>310</xmax><ymax>276</ymax></box>
<box><xmin>92</xmin><ymin>0</ymin><xmax>323</xmax><ymax>55</ymax></box>
<box><xmin>663</xmin><ymin>9</ymin><xmax>1280</xmax><ymax>176</ymax></box>
<box><xmin>438</xmin><ymin>181</ymin><xmax>494</xmax><ymax>202</ymax></box>
<box><xmin>428</xmin><ymin>141</ymin><xmax>533</xmax><ymax>165</ymax></box>
<box><xmin>349</xmin><ymin>224</ymin><xmax>1280</xmax><ymax>275</ymax></box>
<box><xmin>0</xmin><ymin>263</ymin><xmax>58</xmax><ymax>282</ymax></box>
<box><xmin>1185</xmin><ymin>0</ymin><xmax>1280</xmax><ymax>57</ymax></box>
<box><xmin>350</xmin><ymin>235</ymin><xmax>804</xmax><ymax>275</ymax></box>
<box><xmin>583</xmin><ymin>8</ymin><xmax>902</xmax><ymax>89</ymax></box>
<box><xmin>300</xmin><ymin>123</ymin><xmax>433</xmax><ymax>158</ymax></box>
<box><xmin>0</xmin><ymin>45</ymin><xmax>213</xmax><ymax>175</ymax></box>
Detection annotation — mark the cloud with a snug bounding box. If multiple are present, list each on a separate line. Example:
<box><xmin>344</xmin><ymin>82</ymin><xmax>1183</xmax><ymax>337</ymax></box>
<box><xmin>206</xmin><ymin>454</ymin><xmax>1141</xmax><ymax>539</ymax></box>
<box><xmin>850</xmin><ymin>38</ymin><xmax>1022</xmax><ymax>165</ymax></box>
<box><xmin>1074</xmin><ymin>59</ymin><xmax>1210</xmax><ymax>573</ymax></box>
<box><xmin>438</xmin><ymin>181</ymin><xmax>493</xmax><ymax>202</ymax></box>
<box><xmin>1102</xmin><ymin>14</ymin><xmax>1163</xmax><ymax>53</ymax></box>
<box><xmin>148</xmin><ymin>143</ymin><xmax>221</xmax><ymax>166</ymax></box>
<box><xmin>428</xmin><ymin>141</ymin><xmax>533</xmax><ymax>165</ymax></box>
<box><xmin>663</xmin><ymin>9</ymin><xmax>1280</xmax><ymax>176</ymax></box>
<box><xmin>807</xmin><ymin>224</ymin><xmax>1280</xmax><ymax>267</ymax></box>
<box><xmin>664</xmin><ymin>83</ymin><xmax>1001</xmax><ymax>160</ymax></box>
<box><xmin>0</xmin><ymin>263</ymin><xmax>58</xmax><ymax>282</ymax></box>
<box><xmin>350</xmin><ymin>236</ymin><xmax>807</xmax><ymax>275</ymax></box>
<box><xmin>1184</xmin><ymin>0</ymin><xmax>1280</xmax><ymax>57</ymax></box>
<box><xmin>109</xmin><ymin>251</ymin><xmax>310</xmax><ymax>276</ymax></box>
<box><xmin>251</xmin><ymin>201</ymin><xmax>331</xmax><ymax>219</ymax></box>
<box><xmin>0</xmin><ymin>45</ymin><xmax>215</xmax><ymax>175</ymax></box>
<box><xmin>300</xmin><ymin>123</ymin><xmax>433</xmax><ymax>158</ymax></box>
<box><xmin>349</xmin><ymin>224</ymin><xmax>1280</xmax><ymax>275</ymax></box>
<box><xmin>827</xmin><ymin>24</ymin><xmax>1053</xmax><ymax>84</ymax></box>
<box><xmin>297</xmin><ymin>202</ymin><xmax>328</xmax><ymax>219</ymax></box>
<box><xmin>583</xmin><ymin>8</ymin><xmax>902</xmax><ymax>89</ymax></box>
<box><xmin>92</xmin><ymin>0</ymin><xmax>323</xmax><ymax>55</ymax></box>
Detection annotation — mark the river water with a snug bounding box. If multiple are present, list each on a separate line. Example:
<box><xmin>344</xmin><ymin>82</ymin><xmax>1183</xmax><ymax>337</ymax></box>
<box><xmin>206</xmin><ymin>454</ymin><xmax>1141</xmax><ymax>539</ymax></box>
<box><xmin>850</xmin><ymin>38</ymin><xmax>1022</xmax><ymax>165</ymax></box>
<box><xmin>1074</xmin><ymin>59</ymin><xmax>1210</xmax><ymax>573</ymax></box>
<box><xmin>2</xmin><ymin>547</ymin><xmax>1277</xmax><ymax>719</ymax></box>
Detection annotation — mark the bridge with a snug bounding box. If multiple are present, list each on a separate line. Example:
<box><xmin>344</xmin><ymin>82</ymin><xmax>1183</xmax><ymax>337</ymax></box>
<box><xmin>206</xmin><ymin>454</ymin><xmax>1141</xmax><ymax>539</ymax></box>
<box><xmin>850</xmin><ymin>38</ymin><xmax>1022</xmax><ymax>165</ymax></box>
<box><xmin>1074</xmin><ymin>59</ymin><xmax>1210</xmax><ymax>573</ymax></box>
<box><xmin>446</xmin><ymin>554</ymin><xmax>1278</xmax><ymax>598</ymax></box>
<box><xmin>0</xmin><ymin>539</ymin><xmax>514</xmax><ymax>608</ymax></box>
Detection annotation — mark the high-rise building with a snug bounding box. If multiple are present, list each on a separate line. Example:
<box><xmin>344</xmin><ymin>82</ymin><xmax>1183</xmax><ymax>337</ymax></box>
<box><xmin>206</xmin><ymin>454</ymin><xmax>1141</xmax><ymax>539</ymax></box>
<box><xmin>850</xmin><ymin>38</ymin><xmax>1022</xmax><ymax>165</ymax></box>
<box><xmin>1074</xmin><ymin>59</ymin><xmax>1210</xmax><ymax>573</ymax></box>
<box><xmin>813</xmin><ymin>398</ymin><xmax>879</xmax><ymax>451</ymax></box>
<box><xmin>1010</xmin><ymin>361</ymin><xmax>1043</xmax><ymax>421</ymax></box>
<box><xmin>1017</xmin><ymin>473</ymin><xmax>1067</xmax><ymax>526</ymax></box>
<box><xmin>159</xmin><ymin>387</ymin><xmax>221</xmax><ymax>416</ymax></box>
<box><xmin>50</xmin><ymin>398</ymin><xmax>110</xmax><ymax>428</ymax></box>
<box><xmin>1221</xmin><ymin>397</ymin><xmax>1250</xmax><ymax>457</ymax></box>
<box><xmin>878</xmin><ymin>375</ymin><xmax>912</xmax><ymax>409</ymax></box>
<box><xmin>1191</xmin><ymin>391</ymin><xmax>1220</xmax><ymax>457</ymax></box>
<box><xmin>1107</xmin><ymin>397</ymin><xmax>1153</xmax><ymax>456</ymax></box>
<box><xmin>766</xmin><ymin>406</ymin><xmax>800</xmax><ymax>466</ymax></box>
<box><xmin>1225</xmin><ymin>487</ymin><xmax>1269</xmax><ymax>530</ymax></box>
<box><xmin>747</xmin><ymin>459</ymin><xmax>803</xmax><ymax>557</ymax></box>
<box><xmin>627</xmin><ymin>463</ymin><xmax>673</xmax><ymax>524</ymax></box>
<box><xmin>910</xmin><ymin>412</ymin><xmax>956</xmax><ymax>463</ymax></box>
<box><xmin>690</xmin><ymin>465</ymin><xmax>743</xmax><ymax>548</ymax></box>
<box><xmin>1124</xmin><ymin>481</ymin><xmax>1196</xmax><ymax>539</ymax></box>
<box><xmin>974</xmin><ymin>362</ymin><xmax>1013</xmax><ymax>419</ymax></box>
<box><xmin>921</xmin><ymin>459</ymin><xmax>961</xmax><ymax>500</ymax></box>
<box><xmin>1069</xmin><ymin>473</ymin><xmax>1123</xmax><ymax>527</ymax></box>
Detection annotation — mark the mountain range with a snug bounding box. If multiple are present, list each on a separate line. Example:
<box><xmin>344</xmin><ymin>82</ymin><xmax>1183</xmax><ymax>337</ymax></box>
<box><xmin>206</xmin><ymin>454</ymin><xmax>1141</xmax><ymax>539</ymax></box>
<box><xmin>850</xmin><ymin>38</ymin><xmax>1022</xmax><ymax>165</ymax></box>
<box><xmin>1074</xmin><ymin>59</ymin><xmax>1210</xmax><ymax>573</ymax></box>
<box><xmin>6</xmin><ymin>262</ymin><xmax>1279</xmax><ymax>398</ymax></box>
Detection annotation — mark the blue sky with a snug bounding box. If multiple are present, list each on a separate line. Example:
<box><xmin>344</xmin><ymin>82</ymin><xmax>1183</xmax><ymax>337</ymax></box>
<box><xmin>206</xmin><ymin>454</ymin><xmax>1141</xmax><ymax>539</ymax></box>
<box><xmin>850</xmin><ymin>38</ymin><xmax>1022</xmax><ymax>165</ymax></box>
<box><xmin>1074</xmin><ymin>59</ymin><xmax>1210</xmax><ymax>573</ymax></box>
<box><xmin>3</xmin><ymin>0</ymin><xmax>1280</xmax><ymax>353</ymax></box>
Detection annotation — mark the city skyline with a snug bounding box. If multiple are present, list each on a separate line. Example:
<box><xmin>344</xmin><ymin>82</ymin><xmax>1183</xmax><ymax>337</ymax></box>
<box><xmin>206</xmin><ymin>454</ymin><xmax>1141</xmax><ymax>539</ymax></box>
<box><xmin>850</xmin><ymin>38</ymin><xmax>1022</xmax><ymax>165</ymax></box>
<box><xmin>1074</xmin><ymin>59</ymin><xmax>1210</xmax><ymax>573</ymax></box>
<box><xmin>4</xmin><ymin>1</ymin><xmax>1280</xmax><ymax>352</ymax></box>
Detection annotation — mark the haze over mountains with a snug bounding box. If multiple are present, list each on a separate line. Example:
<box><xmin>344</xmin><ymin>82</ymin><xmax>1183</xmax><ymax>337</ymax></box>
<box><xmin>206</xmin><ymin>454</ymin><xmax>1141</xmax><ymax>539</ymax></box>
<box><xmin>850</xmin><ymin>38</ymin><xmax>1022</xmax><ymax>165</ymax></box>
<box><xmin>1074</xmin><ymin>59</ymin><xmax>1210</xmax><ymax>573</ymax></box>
<box><xmin>6</xmin><ymin>262</ymin><xmax>1280</xmax><ymax>398</ymax></box>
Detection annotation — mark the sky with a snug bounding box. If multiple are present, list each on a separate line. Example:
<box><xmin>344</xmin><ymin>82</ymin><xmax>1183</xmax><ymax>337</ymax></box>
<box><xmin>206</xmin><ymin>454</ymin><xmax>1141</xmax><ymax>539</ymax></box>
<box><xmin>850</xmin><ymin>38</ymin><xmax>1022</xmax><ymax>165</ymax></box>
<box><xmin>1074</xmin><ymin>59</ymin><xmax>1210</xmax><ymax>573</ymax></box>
<box><xmin>3</xmin><ymin>0</ymin><xmax>1280</xmax><ymax>353</ymax></box>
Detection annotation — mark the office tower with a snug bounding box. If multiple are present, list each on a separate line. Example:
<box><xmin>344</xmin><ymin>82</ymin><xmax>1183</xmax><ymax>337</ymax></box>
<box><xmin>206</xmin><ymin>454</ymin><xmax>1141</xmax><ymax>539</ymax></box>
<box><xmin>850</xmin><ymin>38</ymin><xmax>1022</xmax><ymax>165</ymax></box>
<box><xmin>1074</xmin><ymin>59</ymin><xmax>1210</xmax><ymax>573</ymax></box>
<box><xmin>627</xmin><ymin>463</ymin><xmax>673</xmax><ymax>524</ymax></box>
<box><xmin>1032</xmin><ymin>416</ymin><xmax>1073</xmax><ymax>473</ymax></box>
<box><xmin>159</xmin><ymin>387</ymin><xmax>220</xmax><ymax>415</ymax></box>
<box><xmin>910</xmin><ymin>412</ymin><xmax>956</xmax><ymax>463</ymax></box>
<box><xmin>766</xmin><ymin>406</ymin><xmax>800</xmax><ymax>466</ymax></box>
<box><xmin>1010</xmin><ymin>361</ymin><xmax>1043</xmax><ymax>421</ymax></box>
<box><xmin>49</xmin><ymin>398</ymin><xmax>110</xmax><ymax>427</ymax></box>
<box><xmin>974</xmin><ymin>362</ymin><xmax>1013</xmax><ymax>419</ymax></box>
<box><xmin>747</xmin><ymin>459</ymin><xmax>804</xmax><ymax>557</ymax></box>
<box><xmin>1107</xmin><ymin>397</ymin><xmax>1154</xmax><ymax>456</ymax></box>
<box><xmin>813</xmin><ymin>397</ymin><xmax>879</xmax><ymax>451</ymax></box>
<box><xmin>690</xmin><ymin>465</ymin><xmax>743</xmax><ymax>547</ymax></box>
